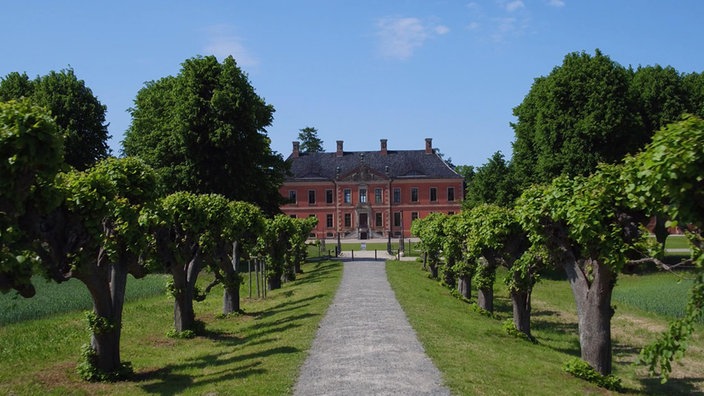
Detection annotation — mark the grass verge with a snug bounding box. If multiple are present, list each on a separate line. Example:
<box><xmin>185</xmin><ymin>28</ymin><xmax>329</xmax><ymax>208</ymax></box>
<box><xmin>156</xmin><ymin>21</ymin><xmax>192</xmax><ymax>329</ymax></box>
<box><xmin>386</xmin><ymin>260</ymin><xmax>704</xmax><ymax>395</ymax></box>
<box><xmin>0</xmin><ymin>259</ymin><xmax>342</xmax><ymax>395</ymax></box>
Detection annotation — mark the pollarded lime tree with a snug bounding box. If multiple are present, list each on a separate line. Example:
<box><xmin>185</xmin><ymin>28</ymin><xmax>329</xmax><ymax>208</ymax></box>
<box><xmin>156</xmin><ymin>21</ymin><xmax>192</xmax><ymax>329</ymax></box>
<box><xmin>287</xmin><ymin>216</ymin><xmax>318</xmax><ymax>279</ymax></box>
<box><xmin>30</xmin><ymin>157</ymin><xmax>159</xmax><ymax>380</ymax></box>
<box><xmin>257</xmin><ymin>214</ymin><xmax>296</xmax><ymax>290</ymax></box>
<box><xmin>623</xmin><ymin>115</ymin><xmax>704</xmax><ymax>381</ymax></box>
<box><xmin>465</xmin><ymin>204</ymin><xmax>529</xmax><ymax>316</ymax></box>
<box><xmin>440</xmin><ymin>214</ymin><xmax>464</xmax><ymax>289</ymax></box>
<box><xmin>411</xmin><ymin>212</ymin><xmax>446</xmax><ymax>279</ymax></box>
<box><xmin>516</xmin><ymin>164</ymin><xmax>644</xmax><ymax>376</ymax></box>
<box><xmin>208</xmin><ymin>200</ymin><xmax>264</xmax><ymax>315</ymax></box>
<box><xmin>452</xmin><ymin>211</ymin><xmax>475</xmax><ymax>299</ymax></box>
<box><xmin>0</xmin><ymin>100</ymin><xmax>63</xmax><ymax>298</ymax></box>
<box><xmin>151</xmin><ymin>192</ymin><xmax>234</xmax><ymax>334</ymax></box>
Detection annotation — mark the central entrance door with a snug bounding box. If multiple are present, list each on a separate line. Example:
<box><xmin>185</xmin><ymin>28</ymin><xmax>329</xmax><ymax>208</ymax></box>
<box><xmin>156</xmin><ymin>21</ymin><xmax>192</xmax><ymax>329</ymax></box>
<box><xmin>359</xmin><ymin>213</ymin><xmax>368</xmax><ymax>239</ymax></box>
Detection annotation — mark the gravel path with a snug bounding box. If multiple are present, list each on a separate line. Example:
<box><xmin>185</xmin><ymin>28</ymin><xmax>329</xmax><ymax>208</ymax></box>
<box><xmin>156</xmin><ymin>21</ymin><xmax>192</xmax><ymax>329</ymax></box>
<box><xmin>293</xmin><ymin>260</ymin><xmax>451</xmax><ymax>396</ymax></box>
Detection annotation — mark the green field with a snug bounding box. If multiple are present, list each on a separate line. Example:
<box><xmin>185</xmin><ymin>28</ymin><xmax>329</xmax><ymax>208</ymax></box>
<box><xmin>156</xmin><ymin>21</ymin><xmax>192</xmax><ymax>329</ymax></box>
<box><xmin>1</xmin><ymin>258</ymin><xmax>702</xmax><ymax>395</ymax></box>
<box><xmin>0</xmin><ymin>259</ymin><xmax>343</xmax><ymax>395</ymax></box>
<box><xmin>387</xmin><ymin>261</ymin><xmax>704</xmax><ymax>395</ymax></box>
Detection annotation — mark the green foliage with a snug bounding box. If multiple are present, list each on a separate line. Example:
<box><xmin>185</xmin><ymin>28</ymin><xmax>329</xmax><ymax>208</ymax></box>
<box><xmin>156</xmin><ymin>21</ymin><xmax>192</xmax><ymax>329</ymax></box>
<box><xmin>297</xmin><ymin>126</ymin><xmax>324</xmax><ymax>152</ymax></box>
<box><xmin>76</xmin><ymin>343</ymin><xmax>133</xmax><ymax>382</ymax></box>
<box><xmin>463</xmin><ymin>151</ymin><xmax>517</xmax><ymax>209</ymax></box>
<box><xmin>123</xmin><ymin>55</ymin><xmax>287</xmax><ymax>214</ymax></box>
<box><xmin>85</xmin><ymin>312</ymin><xmax>114</xmax><ymax>335</ymax></box>
<box><xmin>511</xmin><ymin>49</ymin><xmax>641</xmax><ymax>187</ymax></box>
<box><xmin>502</xmin><ymin>319</ymin><xmax>537</xmax><ymax>343</ymax></box>
<box><xmin>562</xmin><ymin>358</ymin><xmax>622</xmax><ymax>391</ymax></box>
<box><xmin>0</xmin><ymin>100</ymin><xmax>63</xmax><ymax>297</ymax></box>
<box><xmin>165</xmin><ymin>329</ymin><xmax>196</xmax><ymax>339</ymax></box>
<box><xmin>0</xmin><ymin>69</ymin><xmax>110</xmax><ymax>170</ymax></box>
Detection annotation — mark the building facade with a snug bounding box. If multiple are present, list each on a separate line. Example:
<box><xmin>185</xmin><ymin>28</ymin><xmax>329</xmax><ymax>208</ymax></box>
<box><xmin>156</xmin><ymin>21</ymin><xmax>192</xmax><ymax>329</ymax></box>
<box><xmin>279</xmin><ymin>138</ymin><xmax>463</xmax><ymax>240</ymax></box>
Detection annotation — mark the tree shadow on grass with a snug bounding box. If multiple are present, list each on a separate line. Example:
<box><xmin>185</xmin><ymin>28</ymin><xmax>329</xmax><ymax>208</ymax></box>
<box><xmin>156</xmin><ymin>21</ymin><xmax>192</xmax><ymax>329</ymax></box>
<box><xmin>639</xmin><ymin>376</ymin><xmax>704</xmax><ymax>395</ymax></box>
<box><xmin>135</xmin><ymin>346</ymin><xmax>300</xmax><ymax>395</ymax></box>
<box><xmin>531</xmin><ymin>309</ymin><xmax>581</xmax><ymax>356</ymax></box>
<box><xmin>292</xmin><ymin>261</ymin><xmax>340</xmax><ymax>286</ymax></box>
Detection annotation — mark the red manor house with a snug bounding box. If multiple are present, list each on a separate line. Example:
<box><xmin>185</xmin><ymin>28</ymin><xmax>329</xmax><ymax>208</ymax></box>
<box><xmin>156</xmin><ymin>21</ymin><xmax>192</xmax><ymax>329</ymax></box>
<box><xmin>279</xmin><ymin>138</ymin><xmax>463</xmax><ymax>240</ymax></box>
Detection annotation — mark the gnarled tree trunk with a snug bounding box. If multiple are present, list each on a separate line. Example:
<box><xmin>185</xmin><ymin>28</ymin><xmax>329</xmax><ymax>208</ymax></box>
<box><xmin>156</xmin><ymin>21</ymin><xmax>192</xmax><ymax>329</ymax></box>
<box><xmin>477</xmin><ymin>286</ymin><xmax>493</xmax><ymax>313</ymax></box>
<box><xmin>172</xmin><ymin>252</ymin><xmax>201</xmax><ymax>332</ymax></box>
<box><xmin>564</xmin><ymin>256</ymin><xmax>615</xmax><ymax>375</ymax></box>
<box><xmin>221</xmin><ymin>242</ymin><xmax>241</xmax><ymax>314</ymax></box>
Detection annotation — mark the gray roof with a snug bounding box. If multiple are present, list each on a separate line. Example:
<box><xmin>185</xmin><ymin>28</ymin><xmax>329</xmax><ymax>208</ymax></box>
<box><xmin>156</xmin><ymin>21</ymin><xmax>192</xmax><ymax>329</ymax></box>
<box><xmin>285</xmin><ymin>150</ymin><xmax>462</xmax><ymax>182</ymax></box>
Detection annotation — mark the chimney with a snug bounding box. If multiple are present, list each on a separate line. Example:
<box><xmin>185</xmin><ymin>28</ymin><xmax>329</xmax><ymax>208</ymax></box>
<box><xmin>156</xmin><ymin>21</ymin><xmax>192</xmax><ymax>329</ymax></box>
<box><xmin>425</xmin><ymin>138</ymin><xmax>433</xmax><ymax>154</ymax></box>
<box><xmin>336</xmin><ymin>140</ymin><xmax>344</xmax><ymax>157</ymax></box>
<box><xmin>380</xmin><ymin>139</ymin><xmax>388</xmax><ymax>156</ymax></box>
<box><xmin>292</xmin><ymin>141</ymin><xmax>300</xmax><ymax>158</ymax></box>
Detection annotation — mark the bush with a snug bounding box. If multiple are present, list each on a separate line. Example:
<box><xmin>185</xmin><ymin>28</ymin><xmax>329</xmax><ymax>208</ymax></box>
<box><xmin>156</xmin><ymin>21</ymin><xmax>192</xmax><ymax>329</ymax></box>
<box><xmin>563</xmin><ymin>358</ymin><xmax>622</xmax><ymax>391</ymax></box>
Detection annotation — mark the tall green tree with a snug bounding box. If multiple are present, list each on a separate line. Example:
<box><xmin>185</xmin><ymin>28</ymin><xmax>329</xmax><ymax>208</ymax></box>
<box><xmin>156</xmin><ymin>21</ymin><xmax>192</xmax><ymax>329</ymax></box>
<box><xmin>463</xmin><ymin>151</ymin><xmax>516</xmax><ymax>209</ymax></box>
<box><xmin>123</xmin><ymin>55</ymin><xmax>287</xmax><ymax>214</ymax></box>
<box><xmin>0</xmin><ymin>69</ymin><xmax>110</xmax><ymax>170</ymax></box>
<box><xmin>297</xmin><ymin>126</ymin><xmax>324</xmax><ymax>153</ymax></box>
<box><xmin>510</xmin><ymin>50</ymin><xmax>642</xmax><ymax>187</ymax></box>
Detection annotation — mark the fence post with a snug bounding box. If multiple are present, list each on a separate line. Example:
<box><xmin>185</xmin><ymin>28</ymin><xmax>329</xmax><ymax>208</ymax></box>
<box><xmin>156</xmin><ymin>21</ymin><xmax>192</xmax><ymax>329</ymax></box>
<box><xmin>351</xmin><ymin>250</ymin><xmax>354</xmax><ymax>261</ymax></box>
<box><xmin>375</xmin><ymin>249</ymin><xmax>377</xmax><ymax>260</ymax></box>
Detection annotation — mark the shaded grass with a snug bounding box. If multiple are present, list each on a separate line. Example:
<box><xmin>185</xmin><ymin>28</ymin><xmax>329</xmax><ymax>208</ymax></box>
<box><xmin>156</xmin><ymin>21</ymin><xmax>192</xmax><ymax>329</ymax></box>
<box><xmin>387</xmin><ymin>261</ymin><xmax>704</xmax><ymax>395</ymax></box>
<box><xmin>0</xmin><ymin>259</ymin><xmax>343</xmax><ymax>395</ymax></box>
<box><xmin>0</xmin><ymin>274</ymin><xmax>168</xmax><ymax>325</ymax></box>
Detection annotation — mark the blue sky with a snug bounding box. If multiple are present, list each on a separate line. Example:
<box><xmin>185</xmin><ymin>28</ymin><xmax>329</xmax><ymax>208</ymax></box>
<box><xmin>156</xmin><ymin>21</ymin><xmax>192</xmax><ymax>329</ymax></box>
<box><xmin>2</xmin><ymin>1</ymin><xmax>703</xmax><ymax>167</ymax></box>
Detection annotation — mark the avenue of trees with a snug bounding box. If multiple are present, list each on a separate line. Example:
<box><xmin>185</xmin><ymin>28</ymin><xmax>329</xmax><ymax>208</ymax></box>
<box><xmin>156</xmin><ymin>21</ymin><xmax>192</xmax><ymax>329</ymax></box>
<box><xmin>0</xmin><ymin>57</ymin><xmax>317</xmax><ymax>381</ymax></box>
<box><xmin>416</xmin><ymin>50</ymin><xmax>704</xmax><ymax>385</ymax></box>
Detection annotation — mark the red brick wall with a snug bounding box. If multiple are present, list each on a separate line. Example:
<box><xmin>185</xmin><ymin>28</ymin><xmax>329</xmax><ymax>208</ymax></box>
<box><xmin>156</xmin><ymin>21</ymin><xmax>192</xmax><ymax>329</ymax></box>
<box><xmin>279</xmin><ymin>178</ymin><xmax>463</xmax><ymax>240</ymax></box>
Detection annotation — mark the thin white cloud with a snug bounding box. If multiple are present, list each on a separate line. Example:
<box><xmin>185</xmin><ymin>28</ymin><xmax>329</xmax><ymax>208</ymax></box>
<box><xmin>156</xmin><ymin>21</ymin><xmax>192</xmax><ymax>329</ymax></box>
<box><xmin>376</xmin><ymin>17</ymin><xmax>449</xmax><ymax>60</ymax></box>
<box><xmin>435</xmin><ymin>25</ymin><xmax>450</xmax><ymax>35</ymax></box>
<box><xmin>203</xmin><ymin>24</ymin><xmax>258</xmax><ymax>67</ymax></box>
<box><xmin>547</xmin><ymin>0</ymin><xmax>565</xmax><ymax>7</ymax></box>
<box><xmin>505</xmin><ymin>1</ymin><xmax>525</xmax><ymax>12</ymax></box>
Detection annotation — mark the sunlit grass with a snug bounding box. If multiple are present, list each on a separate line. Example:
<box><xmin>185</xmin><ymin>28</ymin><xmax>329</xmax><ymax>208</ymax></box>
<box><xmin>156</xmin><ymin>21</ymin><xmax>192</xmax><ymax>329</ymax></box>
<box><xmin>0</xmin><ymin>259</ymin><xmax>343</xmax><ymax>395</ymax></box>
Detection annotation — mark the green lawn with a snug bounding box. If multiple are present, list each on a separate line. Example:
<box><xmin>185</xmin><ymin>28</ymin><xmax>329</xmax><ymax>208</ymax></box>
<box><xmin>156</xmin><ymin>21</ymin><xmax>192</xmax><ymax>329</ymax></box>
<box><xmin>387</xmin><ymin>260</ymin><xmax>704</xmax><ymax>395</ymax></box>
<box><xmin>0</xmin><ymin>259</ymin><xmax>343</xmax><ymax>395</ymax></box>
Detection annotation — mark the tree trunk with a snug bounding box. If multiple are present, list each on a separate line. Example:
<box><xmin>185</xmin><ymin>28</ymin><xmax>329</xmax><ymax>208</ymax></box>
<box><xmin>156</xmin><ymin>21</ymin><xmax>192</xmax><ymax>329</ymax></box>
<box><xmin>78</xmin><ymin>261</ymin><xmax>128</xmax><ymax>376</ymax></box>
<box><xmin>564</xmin><ymin>257</ymin><xmax>615</xmax><ymax>375</ymax></box>
<box><xmin>443</xmin><ymin>257</ymin><xmax>456</xmax><ymax>288</ymax></box>
<box><xmin>457</xmin><ymin>275</ymin><xmax>471</xmax><ymax>299</ymax></box>
<box><xmin>173</xmin><ymin>254</ymin><xmax>201</xmax><ymax>332</ymax></box>
<box><xmin>268</xmin><ymin>274</ymin><xmax>282</xmax><ymax>290</ymax></box>
<box><xmin>221</xmin><ymin>242</ymin><xmax>241</xmax><ymax>315</ymax></box>
<box><xmin>477</xmin><ymin>286</ymin><xmax>493</xmax><ymax>313</ymax></box>
<box><xmin>511</xmin><ymin>290</ymin><xmax>532</xmax><ymax>337</ymax></box>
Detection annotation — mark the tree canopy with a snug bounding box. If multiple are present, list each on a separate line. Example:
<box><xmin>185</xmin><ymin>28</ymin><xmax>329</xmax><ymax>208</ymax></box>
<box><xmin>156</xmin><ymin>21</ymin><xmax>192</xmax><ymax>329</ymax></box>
<box><xmin>463</xmin><ymin>151</ymin><xmax>517</xmax><ymax>209</ymax></box>
<box><xmin>297</xmin><ymin>126</ymin><xmax>324</xmax><ymax>153</ymax></box>
<box><xmin>123</xmin><ymin>55</ymin><xmax>287</xmax><ymax>214</ymax></box>
<box><xmin>0</xmin><ymin>69</ymin><xmax>110</xmax><ymax>170</ymax></box>
<box><xmin>510</xmin><ymin>50</ymin><xmax>704</xmax><ymax>189</ymax></box>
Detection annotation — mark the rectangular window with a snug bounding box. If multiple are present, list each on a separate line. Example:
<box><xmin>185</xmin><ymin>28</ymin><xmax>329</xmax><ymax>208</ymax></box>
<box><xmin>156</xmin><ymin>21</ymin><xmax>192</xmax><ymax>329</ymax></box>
<box><xmin>448</xmin><ymin>211</ymin><xmax>455</xmax><ymax>215</ymax></box>
<box><xmin>393</xmin><ymin>188</ymin><xmax>401</xmax><ymax>203</ymax></box>
<box><xmin>326</xmin><ymin>189</ymin><xmax>334</xmax><ymax>204</ymax></box>
<box><xmin>344</xmin><ymin>213</ymin><xmax>352</xmax><ymax>227</ymax></box>
<box><xmin>309</xmin><ymin>214</ymin><xmax>316</xmax><ymax>219</ymax></box>
<box><xmin>326</xmin><ymin>214</ymin><xmax>333</xmax><ymax>228</ymax></box>
<box><xmin>411</xmin><ymin>187</ymin><xmax>419</xmax><ymax>202</ymax></box>
<box><xmin>448</xmin><ymin>187</ymin><xmax>455</xmax><ymax>202</ymax></box>
<box><xmin>393</xmin><ymin>212</ymin><xmax>401</xmax><ymax>227</ymax></box>
<box><xmin>375</xmin><ymin>188</ymin><xmax>383</xmax><ymax>204</ymax></box>
<box><xmin>430</xmin><ymin>187</ymin><xmax>437</xmax><ymax>202</ymax></box>
<box><xmin>308</xmin><ymin>190</ymin><xmax>316</xmax><ymax>204</ymax></box>
<box><xmin>288</xmin><ymin>190</ymin><xmax>297</xmax><ymax>203</ymax></box>
<box><xmin>290</xmin><ymin>214</ymin><xmax>297</xmax><ymax>218</ymax></box>
<box><xmin>375</xmin><ymin>212</ymin><xmax>383</xmax><ymax>227</ymax></box>
<box><xmin>411</xmin><ymin>212</ymin><xmax>419</xmax><ymax>221</ymax></box>
<box><xmin>359</xmin><ymin>188</ymin><xmax>367</xmax><ymax>203</ymax></box>
<box><xmin>344</xmin><ymin>189</ymin><xmax>351</xmax><ymax>203</ymax></box>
